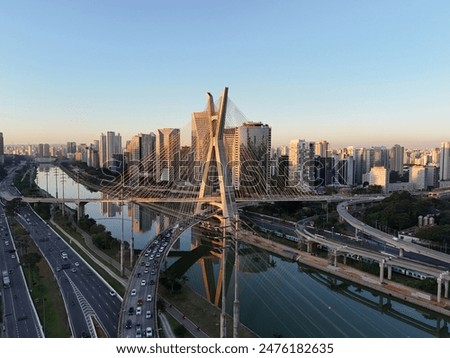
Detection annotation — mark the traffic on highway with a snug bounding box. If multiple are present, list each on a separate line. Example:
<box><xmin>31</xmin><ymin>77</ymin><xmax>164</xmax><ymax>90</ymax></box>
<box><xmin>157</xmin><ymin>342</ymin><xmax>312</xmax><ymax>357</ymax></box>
<box><xmin>1</xmin><ymin>204</ymin><xmax>43</xmax><ymax>338</ymax></box>
<box><xmin>15</xmin><ymin>204</ymin><xmax>122</xmax><ymax>337</ymax></box>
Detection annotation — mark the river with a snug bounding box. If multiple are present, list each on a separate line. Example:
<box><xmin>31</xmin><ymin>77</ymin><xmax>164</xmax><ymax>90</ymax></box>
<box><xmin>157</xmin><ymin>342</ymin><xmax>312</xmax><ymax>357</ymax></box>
<box><xmin>35</xmin><ymin>164</ymin><xmax>449</xmax><ymax>338</ymax></box>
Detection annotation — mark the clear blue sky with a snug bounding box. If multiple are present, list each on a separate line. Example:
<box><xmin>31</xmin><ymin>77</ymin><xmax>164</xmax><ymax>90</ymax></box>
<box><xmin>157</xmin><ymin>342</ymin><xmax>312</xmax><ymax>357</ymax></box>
<box><xmin>1</xmin><ymin>0</ymin><xmax>450</xmax><ymax>149</ymax></box>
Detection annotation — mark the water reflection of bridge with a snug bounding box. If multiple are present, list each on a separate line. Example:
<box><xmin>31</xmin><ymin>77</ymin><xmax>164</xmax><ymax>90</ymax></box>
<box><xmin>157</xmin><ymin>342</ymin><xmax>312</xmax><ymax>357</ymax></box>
<box><xmin>164</xmin><ymin>225</ymin><xmax>269</xmax><ymax>307</ymax></box>
<box><xmin>305</xmin><ymin>270</ymin><xmax>449</xmax><ymax>337</ymax></box>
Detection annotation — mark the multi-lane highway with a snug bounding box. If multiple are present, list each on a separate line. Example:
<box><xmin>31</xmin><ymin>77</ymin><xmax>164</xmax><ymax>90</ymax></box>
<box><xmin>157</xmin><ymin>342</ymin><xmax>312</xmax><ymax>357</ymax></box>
<box><xmin>1</xmin><ymin>204</ymin><xmax>43</xmax><ymax>338</ymax></box>
<box><xmin>119</xmin><ymin>230</ymin><xmax>174</xmax><ymax>338</ymax></box>
<box><xmin>15</xmin><ymin>204</ymin><xmax>122</xmax><ymax>337</ymax></box>
<box><xmin>337</xmin><ymin>200</ymin><xmax>450</xmax><ymax>267</ymax></box>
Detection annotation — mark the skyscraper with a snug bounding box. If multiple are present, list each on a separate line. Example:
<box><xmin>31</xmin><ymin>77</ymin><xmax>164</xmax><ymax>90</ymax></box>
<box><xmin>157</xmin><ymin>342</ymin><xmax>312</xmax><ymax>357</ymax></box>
<box><xmin>315</xmin><ymin>140</ymin><xmax>329</xmax><ymax>158</ymax></box>
<box><xmin>0</xmin><ymin>132</ymin><xmax>4</xmax><ymax>165</ymax></box>
<box><xmin>289</xmin><ymin>139</ymin><xmax>315</xmax><ymax>187</ymax></box>
<box><xmin>67</xmin><ymin>142</ymin><xmax>77</xmax><ymax>155</ymax></box>
<box><xmin>191</xmin><ymin>110</ymin><xmax>211</xmax><ymax>164</ymax></box>
<box><xmin>439</xmin><ymin>141</ymin><xmax>450</xmax><ymax>183</ymax></box>
<box><xmin>99</xmin><ymin>131</ymin><xmax>122</xmax><ymax>169</ymax></box>
<box><xmin>155</xmin><ymin>128</ymin><xmax>180</xmax><ymax>182</ymax></box>
<box><xmin>369</xmin><ymin>166</ymin><xmax>389</xmax><ymax>193</ymax></box>
<box><xmin>232</xmin><ymin>122</ymin><xmax>271</xmax><ymax>194</ymax></box>
<box><xmin>125</xmin><ymin>133</ymin><xmax>156</xmax><ymax>184</ymax></box>
<box><xmin>389</xmin><ymin>144</ymin><xmax>404</xmax><ymax>173</ymax></box>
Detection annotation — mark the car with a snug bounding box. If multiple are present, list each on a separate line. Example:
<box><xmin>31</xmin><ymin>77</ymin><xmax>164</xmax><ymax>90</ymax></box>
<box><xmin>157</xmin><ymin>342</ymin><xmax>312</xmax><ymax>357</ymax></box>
<box><xmin>128</xmin><ymin>307</ymin><xmax>134</xmax><ymax>315</ymax></box>
<box><xmin>137</xmin><ymin>272</ymin><xmax>141</xmax><ymax>278</ymax></box>
<box><xmin>144</xmin><ymin>269</ymin><xmax>149</xmax><ymax>274</ymax></box>
<box><xmin>125</xmin><ymin>320</ymin><xmax>132</xmax><ymax>329</ymax></box>
<box><xmin>141</xmin><ymin>279</ymin><xmax>146</xmax><ymax>286</ymax></box>
<box><xmin>145</xmin><ymin>327</ymin><xmax>153</xmax><ymax>337</ymax></box>
<box><xmin>150</xmin><ymin>269</ymin><xmax>156</xmax><ymax>275</ymax></box>
<box><xmin>109</xmin><ymin>291</ymin><xmax>116</xmax><ymax>297</ymax></box>
<box><xmin>131</xmin><ymin>289</ymin><xmax>137</xmax><ymax>296</ymax></box>
<box><xmin>137</xmin><ymin>299</ymin><xmax>143</xmax><ymax>306</ymax></box>
<box><xmin>74</xmin><ymin>262</ymin><xmax>80</xmax><ymax>267</ymax></box>
<box><xmin>11</xmin><ymin>254</ymin><xmax>16</xmax><ymax>259</ymax></box>
<box><xmin>136</xmin><ymin>307</ymin><xmax>142</xmax><ymax>315</ymax></box>
<box><xmin>71</xmin><ymin>268</ymin><xmax>77</xmax><ymax>273</ymax></box>
<box><xmin>145</xmin><ymin>310</ymin><xmax>152</xmax><ymax>319</ymax></box>
<box><xmin>146</xmin><ymin>294</ymin><xmax>152</xmax><ymax>302</ymax></box>
<box><xmin>136</xmin><ymin>324</ymin><xmax>142</xmax><ymax>338</ymax></box>
<box><xmin>5</xmin><ymin>241</ymin><xmax>9</xmax><ymax>246</ymax></box>
<box><xmin>149</xmin><ymin>280</ymin><xmax>155</xmax><ymax>285</ymax></box>
<box><xmin>56</xmin><ymin>266</ymin><xmax>61</xmax><ymax>272</ymax></box>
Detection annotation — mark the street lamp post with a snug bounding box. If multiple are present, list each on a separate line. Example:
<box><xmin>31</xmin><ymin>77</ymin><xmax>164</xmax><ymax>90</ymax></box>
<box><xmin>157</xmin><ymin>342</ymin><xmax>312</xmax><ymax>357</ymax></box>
<box><xmin>220</xmin><ymin>219</ymin><xmax>228</xmax><ymax>338</ymax></box>
<box><xmin>232</xmin><ymin>213</ymin><xmax>240</xmax><ymax>338</ymax></box>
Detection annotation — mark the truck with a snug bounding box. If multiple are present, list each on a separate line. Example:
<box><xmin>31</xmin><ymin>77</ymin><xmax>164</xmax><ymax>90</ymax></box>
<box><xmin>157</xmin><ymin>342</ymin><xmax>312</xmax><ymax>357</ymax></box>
<box><xmin>2</xmin><ymin>270</ymin><xmax>11</xmax><ymax>288</ymax></box>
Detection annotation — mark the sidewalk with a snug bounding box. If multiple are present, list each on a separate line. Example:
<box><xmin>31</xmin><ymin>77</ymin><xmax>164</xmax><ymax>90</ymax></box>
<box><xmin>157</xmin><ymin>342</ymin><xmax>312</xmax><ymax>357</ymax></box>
<box><xmin>49</xmin><ymin>214</ymin><xmax>128</xmax><ymax>288</ymax></box>
<box><xmin>162</xmin><ymin>299</ymin><xmax>209</xmax><ymax>338</ymax></box>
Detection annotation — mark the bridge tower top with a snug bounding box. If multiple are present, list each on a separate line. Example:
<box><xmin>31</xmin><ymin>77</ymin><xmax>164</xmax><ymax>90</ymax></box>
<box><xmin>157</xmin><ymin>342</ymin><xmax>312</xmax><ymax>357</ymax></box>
<box><xmin>196</xmin><ymin>87</ymin><xmax>237</xmax><ymax>227</ymax></box>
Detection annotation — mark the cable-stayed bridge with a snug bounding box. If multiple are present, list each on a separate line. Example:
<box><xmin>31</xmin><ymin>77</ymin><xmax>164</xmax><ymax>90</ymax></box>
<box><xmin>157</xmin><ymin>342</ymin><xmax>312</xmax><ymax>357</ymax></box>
<box><xmin>8</xmin><ymin>88</ymin><xmax>450</xmax><ymax>338</ymax></box>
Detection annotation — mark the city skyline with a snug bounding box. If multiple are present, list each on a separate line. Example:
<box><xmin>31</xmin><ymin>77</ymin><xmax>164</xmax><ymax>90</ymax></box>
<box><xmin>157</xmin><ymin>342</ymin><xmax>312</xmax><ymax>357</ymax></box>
<box><xmin>1</xmin><ymin>1</ymin><xmax>450</xmax><ymax>147</ymax></box>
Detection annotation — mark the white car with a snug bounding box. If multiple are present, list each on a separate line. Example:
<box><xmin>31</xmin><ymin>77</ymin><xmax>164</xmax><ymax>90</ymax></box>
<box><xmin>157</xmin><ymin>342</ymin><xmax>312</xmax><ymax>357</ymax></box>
<box><xmin>145</xmin><ymin>327</ymin><xmax>153</xmax><ymax>337</ymax></box>
<box><xmin>141</xmin><ymin>279</ymin><xmax>146</xmax><ymax>286</ymax></box>
<box><xmin>74</xmin><ymin>262</ymin><xmax>80</xmax><ymax>267</ymax></box>
<box><xmin>145</xmin><ymin>310</ymin><xmax>152</xmax><ymax>319</ymax></box>
<box><xmin>131</xmin><ymin>289</ymin><xmax>137</xmax><ymax>296</ymax></box>
<box><xmin>146</xmin><ymin>294</ymin><xmax>152</xmax><ymax>302</ymax></box>
<box><xmin>136</xmin><ymin>325</ymin><xmax>142</xmax><ymax>338</ymax></box>
<box><xmin>136</xmin><ymin>307</ymin><xmax>142</xmax><ymax>315</ymax></box>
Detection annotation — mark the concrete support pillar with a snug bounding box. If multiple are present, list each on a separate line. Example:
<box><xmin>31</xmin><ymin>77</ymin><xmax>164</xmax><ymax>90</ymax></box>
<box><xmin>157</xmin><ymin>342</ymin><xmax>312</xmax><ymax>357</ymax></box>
<box><xmin>343</xmin><ymin>255</ymin><xmax>347</xmax><ymax>265</ymax></box>
<box><xmin>77</xmin><ymin>202</ymin><xmax>86</xmax><ymax>221</ymax></box>
<box><xmin>399</xmin><ymin>248</ymin><xmax>404</xmax><ymax>257</ymax></box>
<box><xmin>354</xmin><ymin>228</ymin><xmax>359</xmax><ymax>240</ymax></box>
<box><xmin>379</xmin><ymin>259</ymin><xmax>385</xmax><ymax>284</ymax></box>
<box><xmin>333</xmin><ymin>251</ymin><xmax>338</xmax><ymax>267</ymax></box>
<box><xmin>437</xmin><ymin>277</ymin><xmax>442</xmax><ymax>303</ymax></box>
<box><xmin>444</xmin><ymin>280</ymin><xmax>449</xmax><ymax>299</ymax></box>
<box><xmin>130</xmin><ymin>236</ymin><xmax>134</xmax><ymax>268</ymax></box>
<box><xmin>387</xmin><ymin>265</ymin><xmax>392</xmax><ymax>280</ymax></box>
<box><xmin>306</xmin><ymin>242</ymin><xmax>312</xmax><ymax>253</ymax></box>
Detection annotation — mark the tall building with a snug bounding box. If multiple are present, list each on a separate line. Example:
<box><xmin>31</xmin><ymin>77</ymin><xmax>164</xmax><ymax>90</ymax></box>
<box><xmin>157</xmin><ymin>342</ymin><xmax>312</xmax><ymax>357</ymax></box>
<box><xmin>336</xmin><ymin>156</ymin><xmax>355</xmax><ymax>186</ymax></box>
<box><xmin>364</xmin><ymin>146</ymin><xmax>388</xmax><ymax>174</ymax></box>
<box><xmin>389</xmin><ymin>144</ymin><xmax>404</xmax><ymax>173</ymax></box>
<box><xmin>38</xmin><ymin>143</ymin><xmax>50</xmax><ymax>158</ymax></box>
<box><xmin>0</xmin><ymin>132</ymin><xmax>4</xmax><ymax>165</ymax></box>
<box><xmin>99</xmin><ymin>131</ymin><xmax>122</xmax><ymax>170</ymax></box>
<box><xmin>369</xmin><ymin>166</ymin><xmax>389</xmax><ymax>193</ymax></box>
<box><xmin>125</xmin><ymin>132</ymin><xmax>156</xmax><ymax>184</ymax></box>
<box><xmin>232</xmin><ymin>122</ymin><xmax>271</xmax><ymax>194</ymax></box>
<box><xmin>410</xmin><ymin>165</ymin><xmax>426</xmax><ymax>190</ymax></box>
<box><xmin>155</xmin><ymin>128</ymin><xmax>180</xmax><ymax>182</ymax></box>
<box><xmin>315</xmin><ymin>140</ymin><xmax>329</xmax><ymax>158</ymax></box>
<box><xmin>439</xmin><ymin>142</ymin><xmax>450</xmax><ymax>183</ymax></box>
<box><xmin>191</xmin><ymin>110</ymin><xmax>211</xmax><ymax>164</ymax></box>
<box><xmin>351</xmin><ymin>147</ymin><xmax>365</xmax><ymax>185</ymax></box>
<box><xmin>67</xmin><ymin>142</ymin><xmax>77</xmax><ymax>155</ymax></box>
<box><xmin>289</xmin><ymin>139</ymin><xmax>315</xmax><ymax>187</ymax></box>
<box><xmin>389</xmin><ymin>144</ymin><xmax>405</xmax><ymax>174</ymax></box>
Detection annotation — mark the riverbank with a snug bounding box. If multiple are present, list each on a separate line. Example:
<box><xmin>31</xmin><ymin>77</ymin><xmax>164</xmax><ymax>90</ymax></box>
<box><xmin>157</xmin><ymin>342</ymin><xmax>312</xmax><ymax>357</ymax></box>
<box><xmin>240</xmin><ymin>230</ymin><xmax>450</xmax><ymax>318</ymax></box>
<box><xmin>159</xmin><ymin>285</ymin><xmax>258</xmax><ymax>338</ymax></box>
